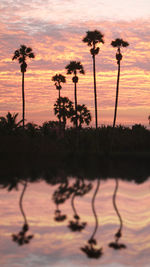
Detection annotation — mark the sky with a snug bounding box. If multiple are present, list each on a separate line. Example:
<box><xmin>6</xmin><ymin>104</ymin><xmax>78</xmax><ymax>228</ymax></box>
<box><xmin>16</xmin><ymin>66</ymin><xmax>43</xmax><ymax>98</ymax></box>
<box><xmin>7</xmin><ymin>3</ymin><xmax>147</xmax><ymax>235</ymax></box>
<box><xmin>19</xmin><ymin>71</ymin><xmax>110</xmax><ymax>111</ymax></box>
<box><xmin>0</xmin><ymin>0</ymin><xmax>150</xmax><ymax>126</ymax></box>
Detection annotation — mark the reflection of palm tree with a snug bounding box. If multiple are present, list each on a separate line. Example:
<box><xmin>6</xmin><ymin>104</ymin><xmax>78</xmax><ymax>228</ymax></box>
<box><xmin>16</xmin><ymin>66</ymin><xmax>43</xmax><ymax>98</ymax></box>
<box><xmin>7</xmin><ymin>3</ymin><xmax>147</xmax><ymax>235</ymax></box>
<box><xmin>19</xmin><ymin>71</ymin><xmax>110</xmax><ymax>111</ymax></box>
<box><xmin>54</xmin><ymin>204</ymin><xmax>67</xmax><ymax>222</ymax></box>
<box><xmin>108</xmin><ymin>179</ymin><xmax>126</xmax><ymax>249</ymax></box>
<box><xmin>65</xmin><ymin>61</ymin><xmax>85</xmax><ymax>128</ymax></box>
<box><xmin>81</xmin><ymin>179</ymin><xmax>103</xmax><ymax>258</ymax></box>
<box><xmin>12</xmin><ymin>182</ymin><xmax>34</xmax><ymax>245</ymax></box>
<box><xmin>83</xmin><ymin>30</ymin><xmax>104</xmax><ymax>129</ymax></box>
<box><xmin>19</xmin><ymin>182</ymin><xmax>28</xmax><ymax>225</ymax></box>
<box><xmin>68</xmin><ymin>193</ymin><xmax>86</xmax><ymax>232</ymax></box>
<box><xmin>12</xmin><ymin>45</ymin><xmax>35</xmax><ymax>129</ymax></box>
<box><xmin>52</xmin><ymin>181</ymin><xmax>72</xmax><ymax>222</ymax></box>
<box><xmin>68</xmin><ymin>179</ymin><xmax>92</xmax><ymax>232</ymax></box>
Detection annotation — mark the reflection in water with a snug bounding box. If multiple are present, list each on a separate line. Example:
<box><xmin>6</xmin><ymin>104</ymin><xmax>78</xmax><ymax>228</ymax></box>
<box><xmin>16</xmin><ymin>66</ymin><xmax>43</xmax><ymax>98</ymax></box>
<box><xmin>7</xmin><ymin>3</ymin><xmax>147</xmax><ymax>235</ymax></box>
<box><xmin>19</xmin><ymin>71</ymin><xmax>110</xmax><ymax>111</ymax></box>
<box><xmin>52</xmin><ymin>180</ymin><xmax>71</xmax><ymax>222</ymax></box>
<box><xmin>68</xmin><ymin>179</ymin><xmax>92</xmax><ymax>232</ymax></box>
<box><xmin>109</xmin><ymin>178</ymin><xmax>126</xmax><ymax>249</ymax></box>
<box><xmin>12</xmin><ymin>182</ymin><xmax>34</xmax><ymax>245</ymax></box>
<box><xmin>1</xmin><ymin>178</ymin><xmax>150</xmax><ymax>266</ymax></box>
<box><xmin>81</xmin><ymin>179</ymin><xmax>103</xmax><ymax>258</ymax></box>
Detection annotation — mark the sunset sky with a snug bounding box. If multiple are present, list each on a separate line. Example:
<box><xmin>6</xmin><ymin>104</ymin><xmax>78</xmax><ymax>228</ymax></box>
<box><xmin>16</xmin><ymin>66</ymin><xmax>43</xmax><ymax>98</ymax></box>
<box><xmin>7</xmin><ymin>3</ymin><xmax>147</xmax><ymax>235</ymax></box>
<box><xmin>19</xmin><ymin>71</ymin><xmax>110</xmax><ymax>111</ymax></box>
<box><xmin>0</xmin><ymin>0</ymin><xmax>150</xmax><ymax>126</ymax></box>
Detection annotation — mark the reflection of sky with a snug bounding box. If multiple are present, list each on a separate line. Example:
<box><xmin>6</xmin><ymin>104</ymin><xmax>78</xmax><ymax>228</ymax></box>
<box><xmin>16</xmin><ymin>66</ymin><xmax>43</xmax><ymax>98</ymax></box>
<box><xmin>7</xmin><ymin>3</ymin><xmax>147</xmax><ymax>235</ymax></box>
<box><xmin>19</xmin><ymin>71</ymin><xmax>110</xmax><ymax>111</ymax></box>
<box><xmin>1</xmin><ymin>179</ymin><xmax>150</xmax><ymax>266</ymax></box>
<box><xmin>0</xmin><ymin>0</ymin><xmax>150</xmax><ymax>125</ymax></box>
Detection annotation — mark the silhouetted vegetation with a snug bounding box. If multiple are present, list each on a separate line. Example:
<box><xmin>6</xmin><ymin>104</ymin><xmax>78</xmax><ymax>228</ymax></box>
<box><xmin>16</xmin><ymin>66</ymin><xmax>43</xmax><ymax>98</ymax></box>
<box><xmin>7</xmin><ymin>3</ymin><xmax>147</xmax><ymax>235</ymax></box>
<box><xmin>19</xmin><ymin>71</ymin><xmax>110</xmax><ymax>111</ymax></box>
<box><xmin>11</xmin><ymin>182</ymin><xmax>34</xmax><ymax>245</ymax></box>
<box><xmin>12</xmin><ymin>45</ymin><xmax>35</xmax><ymax>129</ymax></box>
<box><xmin>108</xmin><ymin>179</ymin><xmax>126</xmax><ymax>249</ymax></box>
<box><xmin>66</xmin><ymin>61</ymin><xmax>85</xmax><ymax>128</ymax></box>
<box><xmin>83</xmin><ymin>30</ymin><xmax>104</xmax><ymax>129</ymax></box>
<box><xmin>81</xmin><ymin>179</ymin><xmax>103</xmax><ymax>259</ymax></box>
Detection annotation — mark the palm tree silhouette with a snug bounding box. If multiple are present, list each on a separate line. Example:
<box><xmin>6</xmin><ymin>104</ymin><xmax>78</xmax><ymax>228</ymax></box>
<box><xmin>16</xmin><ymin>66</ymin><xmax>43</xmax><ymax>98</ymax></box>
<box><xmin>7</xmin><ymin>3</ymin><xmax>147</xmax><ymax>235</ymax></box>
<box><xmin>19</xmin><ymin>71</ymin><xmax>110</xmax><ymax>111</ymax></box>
<box><xmin>12</xmin><ymin>45</ymin><xmax>35</xmax><ymax>130</ymax></box>
<box><xmin>0</xmin><ymin>112</ymin><xmax>22</xmax><ymax>134</ymax></box>
<box><xmin>52</xmin><ymin>181</ymin><xmax>72</xmax><ymax>222</ymax></box>
<box><xmin>71</xmin><ymin>104</ymin><xmax>91</xmax><ymax>129</ymax></box>
<box><xmin>111</xmin><ymin>38</ymin><xmax>129</xmax><ymax>128</ymax></box>
<box><xmin>81</xmin><ymin>179</ymin><xmax>103</xmax><ymax>258</ymax></box>
<box><xmin>65</xmin><ymin>61</ymin><xmax>85</xmax><ymax>128</ymax></box>
<box><xmin>12</xmin><ymin>182</ymin><xmax>34</xmax><ymax>245</ymax></box>
<box><xmin>108</xmin><ymin>178</ymin><xmax>126</xmax><ymax>249</ymax></box>
<box><xmin>68</xmin><ymin>179</ymin><xmax>92</xmax><ymax>232</ymax></box>
<box><xmin>52</xmin><ymin>74</ymin><xmax>66</xmax><ymax>126</ymax></box>
<box><xmin>54</xmin><ymin>97</ymin><xmax>74</xmax><ymax>129</ymax></box>
<box><xmin>52</xmin><ymin>74</ymin><xmax>66</xmax><ymax>100</ymax></box>
<box><xmin>148</xmin><ymin>115</ymin><xmax>150</xmax><ymax>125</ymax></box>
<box><xmin>83</xmin><ymin>30</ymin><xmax>104</xmax><ymax>129</ymax></box>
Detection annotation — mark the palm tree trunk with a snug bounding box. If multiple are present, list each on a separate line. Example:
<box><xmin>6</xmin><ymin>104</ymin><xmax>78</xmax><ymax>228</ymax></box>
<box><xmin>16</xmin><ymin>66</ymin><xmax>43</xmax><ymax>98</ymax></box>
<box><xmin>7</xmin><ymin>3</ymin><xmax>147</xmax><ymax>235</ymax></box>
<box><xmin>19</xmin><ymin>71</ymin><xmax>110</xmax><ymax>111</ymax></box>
<box><xmin>90</xmin><ymin>179</ymin><xmax>100</xmax><ymax>241</ymax></box>
<box><xmin>22</xmin><ymin>71</ymin><xmax>25</xmax><ymax>130</ymax></box>
<box><xmin>58</xmin><ymin>90</ymin><xmax>61</xmax><ymax>125</ymax></box>
<box><xmin>113</xmin><ymin>62</ymin><xmax>120</xmax><ymax>128</ymax></box>
<box><xmin>74</xmin><ymin>81</ymin><xmax>78</xmax><ymax>128</ymax></box>
<box><xmin>71</xmin><ymin>194</ymin><xmax>77</xmax><ymax>217</ymax></box>
<box><xmin>19</xmin><ymin>182</ymin><xmax>28</xmax><ymax>225</ymax></box>
<box><xmin>112</xmin><ymin>178</ymin><xmax>123</xmax><ymax>239</ymax></box>
<box><xmin>92</xmin><ymin>55</ymin><xmax>98</xmax><ymax>129</ymax></box>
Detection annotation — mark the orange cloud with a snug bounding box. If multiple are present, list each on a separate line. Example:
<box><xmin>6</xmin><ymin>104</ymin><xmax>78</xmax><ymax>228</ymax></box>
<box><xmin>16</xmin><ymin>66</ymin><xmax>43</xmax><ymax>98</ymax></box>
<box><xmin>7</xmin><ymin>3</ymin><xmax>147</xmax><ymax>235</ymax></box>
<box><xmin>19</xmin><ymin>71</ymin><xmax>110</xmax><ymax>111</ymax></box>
<box><xmin>0</xmin><ymin>18</ymin><xmax>150</xmax><ymax>126</ymax></box>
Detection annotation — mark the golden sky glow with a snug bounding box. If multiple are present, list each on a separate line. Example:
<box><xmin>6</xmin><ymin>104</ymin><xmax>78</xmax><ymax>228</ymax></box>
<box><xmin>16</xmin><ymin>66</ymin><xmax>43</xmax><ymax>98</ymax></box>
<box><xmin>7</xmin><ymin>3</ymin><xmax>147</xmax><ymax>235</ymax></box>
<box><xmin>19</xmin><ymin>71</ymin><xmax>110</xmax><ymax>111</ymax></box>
<box><xmin>0</xmin><ymin>0</ymin><xmax>150</xmax><ymax>126</ymax></box>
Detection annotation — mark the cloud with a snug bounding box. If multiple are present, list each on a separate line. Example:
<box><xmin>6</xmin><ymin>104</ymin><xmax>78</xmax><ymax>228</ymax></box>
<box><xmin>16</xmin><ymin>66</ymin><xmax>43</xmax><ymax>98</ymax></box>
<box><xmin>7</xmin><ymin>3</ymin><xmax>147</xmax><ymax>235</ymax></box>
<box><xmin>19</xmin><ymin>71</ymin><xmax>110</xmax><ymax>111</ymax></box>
<box><xmin>0</xmin><ymin>5</ymin><xmax>150</xmax><ymax>125</ymax></box>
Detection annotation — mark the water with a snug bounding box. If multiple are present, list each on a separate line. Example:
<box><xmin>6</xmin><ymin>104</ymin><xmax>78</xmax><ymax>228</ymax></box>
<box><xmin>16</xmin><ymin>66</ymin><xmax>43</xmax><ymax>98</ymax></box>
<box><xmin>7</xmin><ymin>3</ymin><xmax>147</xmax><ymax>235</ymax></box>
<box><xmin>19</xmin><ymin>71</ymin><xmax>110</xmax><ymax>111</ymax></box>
<box><xmin>0</xmin><ymin>178</ymin><xmax>150</xmax><ymax>267</ymax></box>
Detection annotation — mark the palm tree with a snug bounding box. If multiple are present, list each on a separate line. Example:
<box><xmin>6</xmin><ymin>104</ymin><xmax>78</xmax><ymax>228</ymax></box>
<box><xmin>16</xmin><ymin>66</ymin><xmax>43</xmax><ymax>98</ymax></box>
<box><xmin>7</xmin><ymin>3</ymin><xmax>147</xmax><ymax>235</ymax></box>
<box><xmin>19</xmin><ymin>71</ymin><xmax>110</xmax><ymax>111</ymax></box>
<box><xmin>52</xmin><ymin>74</ymin><xmax>66</xmax><ymax>125</ymax></box>
<box><xmin>65</xmin><ymin>61</ymin><xmax>85</xmax><ymax>128</ymax></box>
<box><xmin>71</xmin><ymin>104</ymin><xmax>91</xmax><ymax>129</ymax></box>
<box><xmin>0</xmin><ymin>112</ymin><xmax>22</xmax><ymax>134</ymax></box>
<box><xmin>111</xmin><ymin>38</ymin><xmax>129</xmax><ymax>128</ymax></box>
<box><xmin>12</xmin><ymin>45</ymin><xmax>35</xmax><ymax>129</ymax></box>
<box><xmin>52</xmin><ymin>74</ymin><xmax>66</xmax><ymax>99</ymax></box>
<box><xmin>82</xmin><ymin>30</ymin><xmax>104</xmax><ymax>129</ymax></box>
<box><xmin>54</xmin><ymin>97</ymin><xmax>74</xmax><ymax>129</ymax></box>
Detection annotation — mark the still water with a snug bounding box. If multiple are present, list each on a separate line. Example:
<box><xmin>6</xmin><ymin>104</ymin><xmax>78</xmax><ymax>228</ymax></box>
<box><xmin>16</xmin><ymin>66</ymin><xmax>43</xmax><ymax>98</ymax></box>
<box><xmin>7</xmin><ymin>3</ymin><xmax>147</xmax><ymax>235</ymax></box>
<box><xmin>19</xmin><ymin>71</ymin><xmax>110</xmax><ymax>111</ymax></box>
<box><xmin>0</xmin><ymin>178</ymin><xmax>150</xmax><ymax>267</ymax></box>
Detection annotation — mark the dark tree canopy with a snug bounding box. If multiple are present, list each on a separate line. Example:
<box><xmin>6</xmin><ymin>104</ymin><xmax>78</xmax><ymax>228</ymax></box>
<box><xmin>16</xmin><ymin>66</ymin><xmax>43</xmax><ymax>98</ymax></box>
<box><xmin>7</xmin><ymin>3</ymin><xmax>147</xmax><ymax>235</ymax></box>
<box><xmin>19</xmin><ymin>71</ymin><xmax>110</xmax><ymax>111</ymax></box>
<box><xmin>65</xmin><ymin>61</ymin><xmax>85</xmax><ymax>76</ymax></box>
<box><xmin>52</xmin><ymin>74</ymin><xmax>66</xmax><ymax>90</ymax></box>
<box><xmin>111</xmin><ymin>38</ymin><xmax>129</xmax><ymax>48</ymax></box>
<box><xmin>82</xmin><ymin>30</ymin><xmax>104</xmax><ymax>47</ymax></box>
<box><xmin>12</xmin><ymin>44</ymin><xmax>35</xmax><ymax>72</ymax></box>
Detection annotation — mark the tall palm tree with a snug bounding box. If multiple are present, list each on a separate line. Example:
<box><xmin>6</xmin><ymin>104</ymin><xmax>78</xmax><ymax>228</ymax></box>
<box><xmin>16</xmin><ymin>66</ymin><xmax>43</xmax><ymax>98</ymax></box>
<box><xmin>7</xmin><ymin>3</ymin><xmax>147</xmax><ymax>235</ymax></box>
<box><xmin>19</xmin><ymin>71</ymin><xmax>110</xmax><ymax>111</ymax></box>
<box><xmin>12</xmin><ymin>45</ymin><xmax>35</xmax><ymax>129</ymax></box>
<box><xmin>111</xmin><ymin>38</ymin><xmax>129</xmax><ymax>128</ymax></box>
<box><xmin>148</xmin><ymin>115</ymin><xmax>150</xmax><ymax>125</ymax></box>
<box><xmin>65</xmin><ymin>61</ymin><xmax>85</xmax><ymax>128</ymax></box>
<box><xmin>52</xmin><ymin>74</ymin><xmax>66</xmax><ymax>99</ymax></box>
<box><xmin>52</xmin><ymin>74</ymin><xmax>66</xmax><ymax>125</ymax></box>
<box><xmin>82</xmin><ymin>30</ymin><xmax>104</xmax><ymax>129</ymax></box>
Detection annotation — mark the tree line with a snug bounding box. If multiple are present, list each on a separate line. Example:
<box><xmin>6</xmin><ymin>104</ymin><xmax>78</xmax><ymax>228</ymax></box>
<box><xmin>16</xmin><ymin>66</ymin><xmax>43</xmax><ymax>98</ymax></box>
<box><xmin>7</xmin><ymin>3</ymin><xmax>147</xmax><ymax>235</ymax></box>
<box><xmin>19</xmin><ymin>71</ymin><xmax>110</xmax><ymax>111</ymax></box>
<box><xmin>11</xmin><ymin>30</ymin><xmax>132</xmax><ymax>130</ymax></box>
